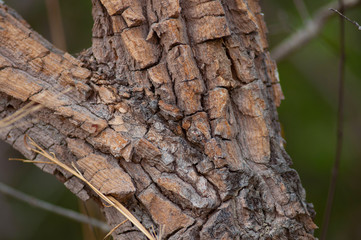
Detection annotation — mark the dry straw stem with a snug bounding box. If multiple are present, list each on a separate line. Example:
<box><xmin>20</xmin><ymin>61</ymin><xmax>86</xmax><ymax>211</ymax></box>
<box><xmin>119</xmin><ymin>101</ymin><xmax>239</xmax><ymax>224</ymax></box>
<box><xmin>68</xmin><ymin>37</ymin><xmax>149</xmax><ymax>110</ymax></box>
<box><xmin>20</xmin><ymin>136</ymin><xmax>158</xmax><ymax>240</ymax></box>
<box><xmin>103</xmin><ymin>219</ymin><xmax>128</xmax><ymax>239</ymax></box>
<box><xmin>0</xmin><ymin>101</ymin><xmax>41</xmax><ymax>129</ymax></box>
<box><xmin>9</xmin><ymin>158</ymin><xmax>56</xmax><ymax>164</ymax></box>
<box><xmin>0</xmin><ymin>87</ymin><xmax>71</xmax><ymax>130</ymax></box>
<box><xmin>0</xmin><ymin>86</ymin><xmax>159</xmax><ymax>239</ymax></box>
<box><xmin>7</xmin><ymin>134</ymin><xmax>158</xmax><ymax>239</ymax></box>
<box><xmin>151</xmin><ymin>225</ymin><xmax>164</xmax><ymax>240</ymax></box>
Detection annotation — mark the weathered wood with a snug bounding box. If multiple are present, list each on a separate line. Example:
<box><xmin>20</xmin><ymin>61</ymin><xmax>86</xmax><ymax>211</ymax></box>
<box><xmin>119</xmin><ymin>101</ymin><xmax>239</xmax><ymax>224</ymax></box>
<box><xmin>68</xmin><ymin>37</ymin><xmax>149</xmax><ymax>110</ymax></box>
<box><xmin>0</xmin><ymin>1</ymin><xmax>316</xmax><ymax>239</ymax></box>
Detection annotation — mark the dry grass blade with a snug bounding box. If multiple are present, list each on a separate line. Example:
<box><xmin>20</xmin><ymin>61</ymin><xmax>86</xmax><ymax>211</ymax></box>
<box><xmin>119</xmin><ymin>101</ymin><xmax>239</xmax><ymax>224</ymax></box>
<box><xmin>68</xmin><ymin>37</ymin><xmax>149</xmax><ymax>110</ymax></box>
<box><xmin>9</xmin><ymin>158</ymin><xmax>55</xmax><ymax>164</ymax></box>
<box><xmin>106</xmin><ymin>195</ymin><xmax>157</xmax><ymax>240</ymax></box>
<box><xmin>0</xmin><ymin>84</ymin><xmax>159</xmax><ymax>239</ymax></box>
<box><xmin>0</xmin><ymin>87</ymin><xmax>72</xmax><ymax>130</ymax></box>
<box><xmin>23</xmin><ymin>136</ymin><xmax>157</xmax><ymax>240</ymax></box>
<box><xmin>102</xmin><ymin>202</ymin><xmax>113</xmax><ymax>208</ymax></box>
<box><xmin>0</xmin><ymin>101</ymin><xmax>40</xmax><ymax>129</ymax></box>
<box><xmin>151</xmin><ymin>225</ymin><xmax>164</xmax><ymax>240</ymax></box>
<box><xmin>157</xmin><ymin>225</ymin><xmax>164</xmax><ymax>240</ymax></box>
<box><xmin>103</xmin><ymin>219</ymin><xmax>128</xmax><ymax>240</ymax></box>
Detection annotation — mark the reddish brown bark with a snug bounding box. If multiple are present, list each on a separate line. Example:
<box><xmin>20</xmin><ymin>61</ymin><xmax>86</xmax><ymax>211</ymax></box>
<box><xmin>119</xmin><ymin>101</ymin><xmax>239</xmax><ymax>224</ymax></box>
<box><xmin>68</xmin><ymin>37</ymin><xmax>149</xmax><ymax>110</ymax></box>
<box><xmin>0</xmin><ymin>1</ymin><xmax>316</xmax><ymax>239</ymax></box>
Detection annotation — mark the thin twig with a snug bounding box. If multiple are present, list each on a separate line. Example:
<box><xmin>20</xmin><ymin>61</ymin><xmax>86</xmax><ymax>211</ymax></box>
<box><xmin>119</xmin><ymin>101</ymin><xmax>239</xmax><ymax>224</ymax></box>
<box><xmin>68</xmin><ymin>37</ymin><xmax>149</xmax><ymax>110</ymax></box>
<box><xmin>271</xmin><ymin>0</ymin><xmax>361</xmax><ymax>61</ymax></box>
<box><xmin>0</xmin><ymin>181</ymin><xmax>110</xmax><ymax>232</ymax></box>
<box><xmin>330</xmin><ymin>8</ymin><xmax>361</xmax><ymax>30</ymax></box>
<box><xmin>320</xmin><ymin>1</ymin><xmax>346</xmax><ymax>240</ymax></box>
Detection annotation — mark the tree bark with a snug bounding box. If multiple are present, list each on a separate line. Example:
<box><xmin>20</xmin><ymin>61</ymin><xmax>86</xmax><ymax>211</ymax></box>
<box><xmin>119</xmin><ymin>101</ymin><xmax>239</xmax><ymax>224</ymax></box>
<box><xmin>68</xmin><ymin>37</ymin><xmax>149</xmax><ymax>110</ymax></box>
<box><xmin>0</xmin><ymin>1</ymin><xmax>316</xmax><ymax>239</ymax></box>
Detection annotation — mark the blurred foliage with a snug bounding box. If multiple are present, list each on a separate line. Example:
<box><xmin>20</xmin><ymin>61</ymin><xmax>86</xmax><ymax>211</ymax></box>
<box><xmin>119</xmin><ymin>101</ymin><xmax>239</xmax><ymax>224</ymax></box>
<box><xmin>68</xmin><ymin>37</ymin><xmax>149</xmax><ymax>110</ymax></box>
<box><xmin>0</xmin><ymin>0</ymin><xmax>360</xmax><ymax>239</ymax></box>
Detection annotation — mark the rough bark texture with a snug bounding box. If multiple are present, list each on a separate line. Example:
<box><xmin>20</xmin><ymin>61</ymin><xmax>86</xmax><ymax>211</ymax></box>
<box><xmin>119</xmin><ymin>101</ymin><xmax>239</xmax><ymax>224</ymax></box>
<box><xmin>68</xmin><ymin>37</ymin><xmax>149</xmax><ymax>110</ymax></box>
<box><xmin>0</xmin><ymin>1</ymin><xmax>316</xmax><ymax>239</ymax></box>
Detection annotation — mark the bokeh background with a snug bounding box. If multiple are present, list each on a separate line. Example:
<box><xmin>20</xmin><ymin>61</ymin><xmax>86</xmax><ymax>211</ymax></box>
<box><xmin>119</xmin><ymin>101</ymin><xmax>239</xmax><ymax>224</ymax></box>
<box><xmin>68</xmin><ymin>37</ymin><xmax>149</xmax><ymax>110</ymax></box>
<box><xmin>0</xmin><ymin>0</ymin><xmax>360</xmax><ymax>239</ymax></box>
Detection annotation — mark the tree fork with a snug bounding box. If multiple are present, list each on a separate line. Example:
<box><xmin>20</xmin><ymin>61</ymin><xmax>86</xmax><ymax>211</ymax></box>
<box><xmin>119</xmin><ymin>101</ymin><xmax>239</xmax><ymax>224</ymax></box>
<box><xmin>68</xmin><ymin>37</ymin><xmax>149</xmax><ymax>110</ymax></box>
<box><xmin>0</xmin><ymin>0</ymin><xmax>316</xmax><ymax>239</ymax></box>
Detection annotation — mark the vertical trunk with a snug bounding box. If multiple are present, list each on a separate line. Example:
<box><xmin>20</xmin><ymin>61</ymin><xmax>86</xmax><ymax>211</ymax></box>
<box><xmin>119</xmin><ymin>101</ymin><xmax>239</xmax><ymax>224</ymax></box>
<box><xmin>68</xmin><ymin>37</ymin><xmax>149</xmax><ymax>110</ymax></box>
<box><xmin>0</xmin><ymin>0</ymin><xmax>316</xmax><ymax>239</ymax></box>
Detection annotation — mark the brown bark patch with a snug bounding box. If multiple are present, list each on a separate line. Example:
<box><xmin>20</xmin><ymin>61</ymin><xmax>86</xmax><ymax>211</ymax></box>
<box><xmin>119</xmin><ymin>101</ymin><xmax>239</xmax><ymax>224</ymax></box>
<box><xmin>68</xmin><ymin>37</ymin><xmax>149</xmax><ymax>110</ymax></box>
<box><xmin>77</xmin><ymin>153</ymin><xmax>135</xmax><ymax>199</ymax></box>
<box><xmin>138</xmin><ymin>184</ymin><xmax>194</xmax><ymax>236</ymax></box>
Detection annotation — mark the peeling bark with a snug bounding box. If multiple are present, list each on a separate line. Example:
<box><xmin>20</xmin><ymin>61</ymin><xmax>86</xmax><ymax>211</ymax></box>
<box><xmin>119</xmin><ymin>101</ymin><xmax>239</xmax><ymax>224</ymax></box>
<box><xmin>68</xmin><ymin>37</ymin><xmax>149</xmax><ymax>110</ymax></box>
<box><xmin>0</xmin><ymin>1</ymin><xmax>316</xmax><ymax>239</ymax></box>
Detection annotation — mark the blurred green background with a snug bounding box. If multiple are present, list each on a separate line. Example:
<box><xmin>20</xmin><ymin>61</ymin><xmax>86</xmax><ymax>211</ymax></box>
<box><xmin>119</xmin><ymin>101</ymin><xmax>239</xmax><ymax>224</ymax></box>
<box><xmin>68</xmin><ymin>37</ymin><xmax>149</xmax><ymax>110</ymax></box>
<box><xmin>262</xmin><ymin>1</ymin><xmax>361</xmax><ymax>239</ymax></box>
<box><xmin>0</xmin><ymin>0</ymin><xmax>360</xmax><ymax>239</ymax></box>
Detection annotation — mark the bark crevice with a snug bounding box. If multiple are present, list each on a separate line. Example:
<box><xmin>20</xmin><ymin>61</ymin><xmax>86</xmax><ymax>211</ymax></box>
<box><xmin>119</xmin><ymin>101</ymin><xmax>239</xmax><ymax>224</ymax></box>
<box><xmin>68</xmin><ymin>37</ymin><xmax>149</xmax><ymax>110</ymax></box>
<box><xmin>0</xmin><ymin>1</ymin><xmax>316</xmax><ymax>239</ymax></box>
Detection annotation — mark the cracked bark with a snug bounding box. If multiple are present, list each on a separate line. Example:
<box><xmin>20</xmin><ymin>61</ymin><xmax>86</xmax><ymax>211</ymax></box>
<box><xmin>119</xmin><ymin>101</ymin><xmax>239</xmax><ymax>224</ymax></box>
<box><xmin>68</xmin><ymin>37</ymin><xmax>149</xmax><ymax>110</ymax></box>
<box><xmin>0</xmin><ymin>0</ymin><xmax>317</xmax><ymax>239</ymax></box>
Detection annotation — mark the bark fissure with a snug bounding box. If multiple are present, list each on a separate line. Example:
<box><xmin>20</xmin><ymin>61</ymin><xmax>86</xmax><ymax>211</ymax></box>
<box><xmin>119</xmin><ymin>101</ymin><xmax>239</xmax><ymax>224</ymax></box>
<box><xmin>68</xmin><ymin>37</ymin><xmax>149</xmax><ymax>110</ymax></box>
<box><xmin>0</xmin><ymin>0</ymin><xmax>316</xmax><ymax>239</ymax></box>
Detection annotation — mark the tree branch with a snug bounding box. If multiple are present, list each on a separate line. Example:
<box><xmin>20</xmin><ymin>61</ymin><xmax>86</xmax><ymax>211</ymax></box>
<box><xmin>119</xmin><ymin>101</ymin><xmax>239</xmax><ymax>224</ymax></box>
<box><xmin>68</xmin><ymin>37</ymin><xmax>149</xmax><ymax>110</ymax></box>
<box><xmin>0</xmin><ymin>181</ymin><xmax>110</xmax><ymax>232</ymax></box>
<box><xmin>0</xmin><ymin>1</ymin><xmax>318</xmax><ymax>238</ymax></box>
<box><xmin>292</xmin><ymin>0</ymin><xmax>311</xmax><ymax>23</ymax></box>
<box><xmin>271</xmin><ymin>0</ymin><xmax>361</xmax><ymax>62</ymax></box>
<box><xmin>0</xmin><ymin>3</ymin><xmax>107</xmax><ymax>135</ymax></box>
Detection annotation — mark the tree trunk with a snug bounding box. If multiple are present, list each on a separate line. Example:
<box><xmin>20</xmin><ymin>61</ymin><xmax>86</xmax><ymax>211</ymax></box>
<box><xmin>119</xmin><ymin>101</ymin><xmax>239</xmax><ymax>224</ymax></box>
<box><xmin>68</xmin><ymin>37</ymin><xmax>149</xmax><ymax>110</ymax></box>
<box><xmin>0</xmin><ymin>0</ymin><xmax>316</xmax><ymax>239</ymax></box>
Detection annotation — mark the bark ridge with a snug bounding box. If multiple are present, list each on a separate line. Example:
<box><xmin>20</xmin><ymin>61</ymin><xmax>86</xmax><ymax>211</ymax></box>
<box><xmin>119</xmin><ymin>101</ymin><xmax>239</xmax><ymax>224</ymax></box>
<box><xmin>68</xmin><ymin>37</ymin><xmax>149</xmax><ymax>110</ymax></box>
<box><xmin>0</xmin><ymin>1</ymin><xmax>316</xmax><ymax>239</ymax></box>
